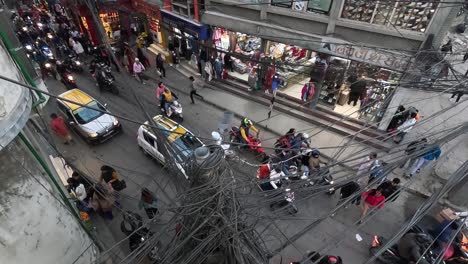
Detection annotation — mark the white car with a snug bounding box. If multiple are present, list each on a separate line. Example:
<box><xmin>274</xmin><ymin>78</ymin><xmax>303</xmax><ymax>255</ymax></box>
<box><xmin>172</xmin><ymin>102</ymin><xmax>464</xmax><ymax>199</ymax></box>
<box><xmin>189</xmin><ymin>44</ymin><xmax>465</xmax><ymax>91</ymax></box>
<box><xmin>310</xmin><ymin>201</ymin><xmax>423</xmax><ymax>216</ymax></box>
<box><xmin>137</xmin><ymin>115</ymin><xmax>203</xmax><ymax>179</ymax></box>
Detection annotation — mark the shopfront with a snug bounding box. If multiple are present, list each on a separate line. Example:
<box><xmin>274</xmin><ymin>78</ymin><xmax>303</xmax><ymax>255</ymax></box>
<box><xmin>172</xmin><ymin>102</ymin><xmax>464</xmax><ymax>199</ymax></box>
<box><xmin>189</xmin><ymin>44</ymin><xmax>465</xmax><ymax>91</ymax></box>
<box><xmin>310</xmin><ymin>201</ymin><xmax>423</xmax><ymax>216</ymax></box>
<box><xmin>208</xmin><ymin>28</ymin><xmax>406</xmax><ymax>122</ymax></box>
<box><xmin>161</xmin><ymin>10</ymin><xmax>209</xmax><ymax>61</ymax></box>
<box><xmin>132</xmin><ymin>0</ymin><xmax>163</xmax><ymax>45</ymax></box>
<box><xmin>211</xmin><ymin>27</ymin><xmax>262</xmax><ymax>81</ymax></box>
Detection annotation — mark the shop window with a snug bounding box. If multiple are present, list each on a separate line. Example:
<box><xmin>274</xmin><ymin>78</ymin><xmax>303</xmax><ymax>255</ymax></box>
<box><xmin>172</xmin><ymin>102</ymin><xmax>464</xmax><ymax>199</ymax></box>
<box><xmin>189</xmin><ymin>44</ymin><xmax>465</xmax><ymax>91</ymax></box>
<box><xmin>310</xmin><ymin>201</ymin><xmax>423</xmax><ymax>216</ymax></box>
<box><xmin>272</xmin><ymin>0</ymin><xmax>331</xmax><ymax>15</ymax></box>
<box><xmin>341</xmin><ymin>0</ymin><xmax>437</xmax><ymax>32</ymax></box>
<box><xmin>271</xmin><ymin>0</ymin><xmax>292</xmax><ymax>9</ymax></box>
<box><xmin>306</xmin><ymin>0</ymin><xmax>332</xmax><ymax>14</ymax></box>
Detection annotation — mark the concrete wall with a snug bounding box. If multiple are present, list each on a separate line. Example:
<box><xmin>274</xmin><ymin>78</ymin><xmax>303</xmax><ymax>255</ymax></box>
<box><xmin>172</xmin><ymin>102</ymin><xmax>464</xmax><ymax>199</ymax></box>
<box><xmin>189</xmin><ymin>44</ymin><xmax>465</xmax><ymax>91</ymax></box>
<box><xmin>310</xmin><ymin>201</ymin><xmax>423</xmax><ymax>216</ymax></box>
<box><xmin>0</xmin><ymin>137</ymin><xmax>97</xmax><ymax>264</ymax></box>
<box><xmin>379</xmin><ymin>87</ymin><xmax>468</xmax><ymax>205</ymax></box>
<box><xmin>0</xmin><ymin>41</ymin><xmax>32</xmax><ymax>150</ymax></box>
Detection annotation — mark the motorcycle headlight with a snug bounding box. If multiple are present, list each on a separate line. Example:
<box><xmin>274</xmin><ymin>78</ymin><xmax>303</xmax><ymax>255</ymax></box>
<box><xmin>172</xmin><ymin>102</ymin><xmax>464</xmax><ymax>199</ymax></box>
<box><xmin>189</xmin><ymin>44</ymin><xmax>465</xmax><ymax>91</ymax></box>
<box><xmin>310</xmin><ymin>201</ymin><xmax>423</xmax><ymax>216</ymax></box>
<box><xmin>113</xmin><ymin>119</ymin><xmax>119</xmax><ymax>126</ymax></box>
<box><xmin>45</xmin><ymin>63</ymin><xmax>51</xmax><ymax>68</ymax></box>
<box><xmin>37</xmin><ymin>22</ymin><xmax>43</xmax><ymax>27</ymax></box>
<box><xmin>329</xmin><ymin>181</ymin><xmax>334</xmax><ymax>185</ymax></box>
<box><xmin>47</xmin><ymin>34</ymin><xmax>53</xmax><ymax>39</ymax></box>
<box><xmin>140</xmin><ymin>237</ymin><xmax>145</xmax><ymax>242</ymax></box>
<box><xmin>75</xmin><ymin>61</ymin><xmax>81</xmax><ymax>65</ymax></box>
<box><xmin>25</xmin><ymin>45</ymin><xmax>32</xmax><ymax>50</ymax></box>
<box><xmin>22</xmin><ymin>26</ymin><xmax>27</xmax><ymax>31</ymax></box>
<box><xmin>67</xmin><ymin>75</ymin><xmax>74</xmax><ymax>81</ymax></box>
<box><xmin>89</xmin><ymin>133</ymin><xmax>98</xmax><ymax>138</ymax></box>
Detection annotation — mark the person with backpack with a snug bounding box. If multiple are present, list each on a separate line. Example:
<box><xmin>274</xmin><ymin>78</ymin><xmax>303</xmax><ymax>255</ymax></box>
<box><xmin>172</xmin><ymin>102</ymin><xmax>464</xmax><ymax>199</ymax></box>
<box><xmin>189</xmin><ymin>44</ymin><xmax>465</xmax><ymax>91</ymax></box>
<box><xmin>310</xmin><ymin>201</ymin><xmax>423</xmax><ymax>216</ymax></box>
<box><xmin>99</xmin><ymin>165</ymin><xmax>126</xmax><ymax>192</ymax></box>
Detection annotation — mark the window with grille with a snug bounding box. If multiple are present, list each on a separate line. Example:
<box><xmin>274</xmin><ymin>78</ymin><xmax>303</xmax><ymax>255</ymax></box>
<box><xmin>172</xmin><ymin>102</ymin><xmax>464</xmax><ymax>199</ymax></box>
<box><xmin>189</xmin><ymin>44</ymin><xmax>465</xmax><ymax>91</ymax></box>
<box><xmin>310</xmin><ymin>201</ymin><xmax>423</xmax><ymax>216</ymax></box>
<box><xmin>341</xmin><ymin>0</ymin><xmax>438</xmax><ymax>32</ymax></box>
<box><xmin>272</xmin><ymin>0</ymin><xmax>331</xmax><ymax>15</ymax></box>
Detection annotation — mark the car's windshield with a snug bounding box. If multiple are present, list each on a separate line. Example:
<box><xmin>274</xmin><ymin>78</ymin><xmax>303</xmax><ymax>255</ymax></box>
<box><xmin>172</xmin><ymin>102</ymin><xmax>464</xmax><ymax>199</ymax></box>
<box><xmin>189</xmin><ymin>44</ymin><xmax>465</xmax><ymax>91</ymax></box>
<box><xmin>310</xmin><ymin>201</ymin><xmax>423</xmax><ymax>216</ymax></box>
<box><xmin>172</xmin><ymin>133</ymin><xmax>203</xmax><ymax>161</ymax></box>
<box><xmin>73</xmin><ymin>101</ymin><xmax>105</xmax><ymax>124</ymax></box>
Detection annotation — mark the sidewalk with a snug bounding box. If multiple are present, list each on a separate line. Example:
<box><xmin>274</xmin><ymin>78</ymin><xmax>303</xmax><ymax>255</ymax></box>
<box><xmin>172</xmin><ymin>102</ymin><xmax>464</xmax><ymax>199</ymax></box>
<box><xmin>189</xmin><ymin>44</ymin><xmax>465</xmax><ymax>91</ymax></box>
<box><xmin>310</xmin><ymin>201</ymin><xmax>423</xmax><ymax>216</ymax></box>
<box><xmin>139</xmin><ymin>62</ymin><xmax>456</xmax><ymax>203</ymax></box>
<box><xmin>150</xmin><ymin>66</ymin><xmax>377</xmax><ymax>165</ymax></box>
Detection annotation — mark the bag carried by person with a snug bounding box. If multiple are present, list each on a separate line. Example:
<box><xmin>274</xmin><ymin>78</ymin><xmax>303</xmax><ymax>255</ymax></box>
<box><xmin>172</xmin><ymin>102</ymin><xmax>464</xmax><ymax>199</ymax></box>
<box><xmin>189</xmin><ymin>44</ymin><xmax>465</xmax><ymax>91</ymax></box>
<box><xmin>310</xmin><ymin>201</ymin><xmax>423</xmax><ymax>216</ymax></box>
<box><xmin>111</xmin><ymin>179</ymin><xmax>127</xmax><ymax>191</ymax></box>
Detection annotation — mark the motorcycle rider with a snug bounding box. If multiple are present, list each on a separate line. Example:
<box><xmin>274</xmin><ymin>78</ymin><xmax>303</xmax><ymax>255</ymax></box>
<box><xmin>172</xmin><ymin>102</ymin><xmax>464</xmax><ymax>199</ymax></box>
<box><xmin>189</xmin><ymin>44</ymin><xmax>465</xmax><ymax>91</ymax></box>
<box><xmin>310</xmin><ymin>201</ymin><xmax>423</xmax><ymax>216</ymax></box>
<box><xmin>239</xmin><ymin>118</ymin><xmax>259</xmax><ymax>145</ymax></box>
<box><xmin>308</xmin><ymin>149</ymin><xmax>327</xmax><ymax>175</ymax></box>
<box><xmin>398</xmin><ymin>233</ymin><xmax>432</xmax><ymax>264</ymax></box>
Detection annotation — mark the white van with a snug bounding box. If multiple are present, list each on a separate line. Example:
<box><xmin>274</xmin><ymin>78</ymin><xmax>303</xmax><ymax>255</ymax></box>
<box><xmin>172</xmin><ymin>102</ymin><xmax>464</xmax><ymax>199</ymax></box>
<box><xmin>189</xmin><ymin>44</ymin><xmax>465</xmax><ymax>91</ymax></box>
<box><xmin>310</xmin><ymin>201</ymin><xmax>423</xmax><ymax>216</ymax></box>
<box><xmin>137</xmin><ymin>115</ymin><xmax>203</xmax><ymax>179</ymax></box>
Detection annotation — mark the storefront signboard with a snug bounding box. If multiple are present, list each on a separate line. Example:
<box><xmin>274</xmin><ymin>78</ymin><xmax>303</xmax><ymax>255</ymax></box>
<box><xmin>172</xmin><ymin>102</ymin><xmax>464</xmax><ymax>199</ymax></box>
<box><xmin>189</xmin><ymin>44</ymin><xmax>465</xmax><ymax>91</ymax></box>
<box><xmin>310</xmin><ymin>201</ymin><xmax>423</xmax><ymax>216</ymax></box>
<box><xmin>307</xmin><ymin>0</ymin><xmax>332</xmax><ymax>13</ymax></box>
<box><xmin>320</xmin><ymin>42</ymin><xmax>412</xmax><ymax>72</ymax></box>
<box><xmin>161</xmin><ymin>10</ymin><xmax>209</xmax><ymax>40</ymax></box>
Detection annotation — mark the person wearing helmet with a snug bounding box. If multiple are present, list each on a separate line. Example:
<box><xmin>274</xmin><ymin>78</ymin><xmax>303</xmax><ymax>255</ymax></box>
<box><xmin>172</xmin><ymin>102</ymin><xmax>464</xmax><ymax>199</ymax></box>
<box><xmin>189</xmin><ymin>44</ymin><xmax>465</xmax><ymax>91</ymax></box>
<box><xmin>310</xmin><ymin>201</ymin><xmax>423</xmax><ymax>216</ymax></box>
<box><xmin>239</xmin><ymin>118</ymin><xmax>259</xmax><ymax>145</ymax></box>
<box><xmin>398</xmin><ymin>233</ymin><xmax>432</xmax><ymax>264</ymax></box>
<box><xmin>308</xmin><ymin>148</ymin><xmax>327</xmax><ymax>173</ymax></box>
<box><xmin>291</xmin><ymin>132</ymin><xmax>310</xmax><ymax>151</ymax></box>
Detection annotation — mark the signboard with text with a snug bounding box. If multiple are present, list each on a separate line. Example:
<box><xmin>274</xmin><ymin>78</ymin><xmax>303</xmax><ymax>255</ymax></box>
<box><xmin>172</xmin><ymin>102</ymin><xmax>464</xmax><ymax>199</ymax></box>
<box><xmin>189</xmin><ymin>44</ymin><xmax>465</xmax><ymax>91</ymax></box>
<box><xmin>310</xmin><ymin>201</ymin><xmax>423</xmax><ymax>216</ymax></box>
<box><xmin>320</xmin><ymin>42</ymin><xmax>412</xmax><ymax>72</ymax></box>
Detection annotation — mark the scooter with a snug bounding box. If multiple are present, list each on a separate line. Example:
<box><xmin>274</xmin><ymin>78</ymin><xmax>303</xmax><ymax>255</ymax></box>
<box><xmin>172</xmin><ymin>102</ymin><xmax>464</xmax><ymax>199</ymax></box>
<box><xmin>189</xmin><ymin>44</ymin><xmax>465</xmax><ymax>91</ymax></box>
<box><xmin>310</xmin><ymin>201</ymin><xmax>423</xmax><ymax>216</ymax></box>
<box><xmin>120</xmin><ymin>211</ymin><xmax>161</xmax><ymax>261</ymax></box>
<box><xmin>211</xmin><ymin>131</ymin><xmax>235</xmax><ymax>159</ymax></box>
<box><xmin>42</xmin><ymin>59</ymin><xmax>58</xmax><ymax>79</ymax></box>
<box><xmin>96</xmin><ymin>69</ymin><xmax>119</xmax><ymax>95</ymax></box>
<box><xmin>229</xmin><ymin>126</ymin><xmax>266</xmax><ymax>161</ymax></box>
<box><xmin>370</xmin><ymin>226</ymin><xmax>442</xmax><ymax>264</ymax></box>
<box><xmin>64</xmin><ymin>54</ymin><xmax>84</xmax><ymax>73</ymax></box>
<box><xmin>60</xmin><ymin>71</ymin><xmax>78</xmax><ymax>90</ymax></box>
<box><xmin>270</xmin><ymin>187</ymin><xmax>298</xmax><ymax>215</ymax></box>
<box><xmin>38</xmin><ymin>43</ymin><xmax>54</xmax><ymax>60</ymax></box>
<box><xmin>290</xmin><ymin>251</ymin><xmax>342</xmax><ymax>264</ymax></box>
<box><xmin>161</xmin><ymin>101</ymin><xmax>183</xmax><ymax>121</ymax></box>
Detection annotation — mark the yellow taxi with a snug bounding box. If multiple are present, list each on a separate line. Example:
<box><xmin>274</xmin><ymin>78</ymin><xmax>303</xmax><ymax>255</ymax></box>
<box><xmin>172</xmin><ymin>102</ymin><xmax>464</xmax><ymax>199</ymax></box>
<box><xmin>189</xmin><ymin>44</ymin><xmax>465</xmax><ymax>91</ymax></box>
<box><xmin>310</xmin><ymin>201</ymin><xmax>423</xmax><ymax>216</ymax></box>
<box><xmin>56</xmin><ymin>89</ymin><xmax>121</xmax><ymax>144</ymax></box>
<box><xmin>137</xmin><ymin>115</ymin><xmax>203</xmax><ymax>179</ymax></box>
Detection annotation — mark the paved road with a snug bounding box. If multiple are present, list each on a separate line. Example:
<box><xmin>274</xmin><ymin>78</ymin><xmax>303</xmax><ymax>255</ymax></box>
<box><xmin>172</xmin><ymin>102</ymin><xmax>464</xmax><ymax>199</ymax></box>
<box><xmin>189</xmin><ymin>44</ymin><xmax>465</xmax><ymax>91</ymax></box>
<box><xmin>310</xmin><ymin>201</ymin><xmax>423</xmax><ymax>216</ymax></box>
<box><xmin>38</xmin><ymin>62</ymin><xmax>432</xmax><ymax>264</ymax></box>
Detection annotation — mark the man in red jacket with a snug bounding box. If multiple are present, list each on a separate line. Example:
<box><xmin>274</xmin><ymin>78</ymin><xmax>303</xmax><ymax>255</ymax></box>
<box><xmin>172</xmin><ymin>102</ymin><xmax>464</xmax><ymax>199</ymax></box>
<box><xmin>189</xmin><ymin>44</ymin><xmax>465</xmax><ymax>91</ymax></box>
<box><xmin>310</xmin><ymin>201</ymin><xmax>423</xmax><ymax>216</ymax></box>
<box><xmin>50</xmin><ymin>113</ymin><xmax>73</xmax><ymax>144</ymax></box>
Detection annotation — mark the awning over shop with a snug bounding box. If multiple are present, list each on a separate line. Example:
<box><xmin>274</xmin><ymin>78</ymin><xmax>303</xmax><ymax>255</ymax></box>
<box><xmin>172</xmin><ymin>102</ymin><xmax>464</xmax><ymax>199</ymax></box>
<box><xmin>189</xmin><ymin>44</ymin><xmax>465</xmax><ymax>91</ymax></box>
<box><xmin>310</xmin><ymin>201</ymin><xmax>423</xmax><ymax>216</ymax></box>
<box><xmin>161</xmin><ymin>10</ymin><xmax>209</xmax><ymax>40</ymax></box>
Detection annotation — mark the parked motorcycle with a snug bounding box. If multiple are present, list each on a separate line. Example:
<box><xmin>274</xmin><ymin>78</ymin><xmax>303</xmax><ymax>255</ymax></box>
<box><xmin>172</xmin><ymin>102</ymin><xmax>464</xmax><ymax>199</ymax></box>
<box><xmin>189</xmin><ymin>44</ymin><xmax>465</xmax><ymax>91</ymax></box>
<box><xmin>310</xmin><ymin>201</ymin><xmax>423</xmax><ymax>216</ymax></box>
<box><xmin>270</xmin><ymin>187</ymin><xmax>298</xmax><ymax>215</ymax></box>
<box><xmin>370</xmin><ymin>226</ymin><xmax>442</xmax><ymax>264</ymax></box>
<box><xmin>211</xmin><ymin>131</ymin><xmax>235</xmax><ymax>159</ymax></box>
<box><xmin>120</xmin><ymin>211</ymin><xmax>161</xmax><ymax>261</ymax></box>
<box><xmin>161</xmin><ymin>100</ymin><xmax>183</xmax><ymax>121</ymax></box>
<box><xmin>229</xmin><ymin>126</ymin><xmax>266</xmax><ymax>161</ymax></box>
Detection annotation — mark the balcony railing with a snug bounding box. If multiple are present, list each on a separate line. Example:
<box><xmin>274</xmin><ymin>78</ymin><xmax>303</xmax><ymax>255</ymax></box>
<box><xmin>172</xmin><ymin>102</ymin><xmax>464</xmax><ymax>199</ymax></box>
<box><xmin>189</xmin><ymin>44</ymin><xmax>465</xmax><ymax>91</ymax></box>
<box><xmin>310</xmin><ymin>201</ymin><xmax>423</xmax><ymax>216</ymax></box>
<box><xmin>341</xmin><ymin>0</ymin><xmax>437</xmax><ymax>32</ymax></box>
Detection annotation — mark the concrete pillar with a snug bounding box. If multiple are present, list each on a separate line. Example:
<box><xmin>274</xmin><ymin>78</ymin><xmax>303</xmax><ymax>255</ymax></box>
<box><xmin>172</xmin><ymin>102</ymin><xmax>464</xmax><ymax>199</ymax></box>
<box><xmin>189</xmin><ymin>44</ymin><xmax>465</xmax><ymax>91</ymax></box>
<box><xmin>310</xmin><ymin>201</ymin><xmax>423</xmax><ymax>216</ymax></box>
<box><xmin>423</xmin><ymin>0</ymin><xmax>463</xmax><ymax>49</ymax></box>
<box><xmin>260</xmin><ymin>0</ymin><xmax>268</xmax><ymax>20</ymax></box>
<box><xmin>326</xmin><ymin>0</ymin><xmax>344</xmax><ymax>35</ymax></box>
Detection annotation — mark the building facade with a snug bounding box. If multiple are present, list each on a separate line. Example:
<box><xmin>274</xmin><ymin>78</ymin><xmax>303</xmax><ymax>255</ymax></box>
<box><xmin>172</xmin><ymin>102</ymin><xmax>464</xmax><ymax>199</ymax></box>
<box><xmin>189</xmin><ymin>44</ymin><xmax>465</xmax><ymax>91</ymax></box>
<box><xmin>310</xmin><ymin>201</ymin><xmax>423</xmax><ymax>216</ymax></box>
<box><xmin>0</xmin><ymin>8</ymin><xmax>97</xmax><ymax>263</ymax></box>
